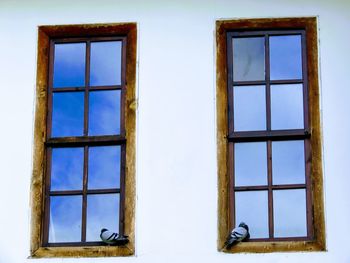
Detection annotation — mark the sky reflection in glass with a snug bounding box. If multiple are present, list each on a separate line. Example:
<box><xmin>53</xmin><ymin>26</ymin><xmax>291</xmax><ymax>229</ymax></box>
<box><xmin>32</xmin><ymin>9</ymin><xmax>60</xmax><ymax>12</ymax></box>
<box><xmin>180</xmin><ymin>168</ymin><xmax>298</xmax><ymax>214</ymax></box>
<box><xmin>88</xmin><ymin>146</ymin><xmax>120</xmax><ymax>189</ymax></box>
<box><xmin>52</xmin><ymin>92</ymin><xmax>84</xmax><ymax>137</ymax></box>
<box><xmin>235</xmin><ymin>142</ymin><xmax>267</xmax><ymax>186</ymax></box>
<box><xmin>270</xmin><ymin>35</ymin><xmax>302</xmax><ymax>80</ymax></box>
<box><xmin>234</xmin><ymin>85</ymin><xmax>266</xmax><ymax>131</ymax></box>
<box><xmin>49</xmin><ymin>196</ymin><xmax>82</xmax><ymax>243</ymax></box>
<box><xmin>88</xmin><ymin>90</ymin><xmax>120</xmax><ymax>135</ymax></box>
<box><xmin>53</xmin><ymin>43</ymin><xmax>86</xmax><ymax>88</ymax></box>
<box><xmin>272</xmin><ymin>141</ymin><xmax>305</xmax><ymax>185</ymax></box>
<box><xmin>271</xmin><ymin>84</ymin><xmax>304</xmax><ymax>130</ymax></box>
<box><xmin>51</xmin><ymin>148</ymin><xmax>84</xmax><ymax>191</ymax></box>
<box><xmin>86</xmin><ymin>194</ymin><xmax>119</xmax><ymax>241</ymax></box>
<box><xmin>233</xmin><ymin>37</ymin><xmax>265</xmax><ymax>81</ymax></box>
<box><xmin>273</xmin><ymin>189</ymin><xmax>307</xmax><ymax>237</ymax></box>
<box><xmin>90</xmin><ymin>41</ymin><xmax>122</xmax><ymax>86</ymax></box>
<box><xmin>235</xmin><ymin>191</ymin><xmax>269</xmax><ymax>238</ymax></box>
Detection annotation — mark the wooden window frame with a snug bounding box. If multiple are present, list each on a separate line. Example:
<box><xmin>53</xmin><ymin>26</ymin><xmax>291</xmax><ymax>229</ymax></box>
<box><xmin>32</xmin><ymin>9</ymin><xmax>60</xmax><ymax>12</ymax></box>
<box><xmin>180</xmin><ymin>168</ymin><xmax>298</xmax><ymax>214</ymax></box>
<box><xmin>30</xmin><ymin>23</ymin><xmax>137</xmax><ymax>258</ymax></box>
<box><xmin>216</xmin><ymin>17</ymin><xmax>326</xmax><ymax>253</ymax></box>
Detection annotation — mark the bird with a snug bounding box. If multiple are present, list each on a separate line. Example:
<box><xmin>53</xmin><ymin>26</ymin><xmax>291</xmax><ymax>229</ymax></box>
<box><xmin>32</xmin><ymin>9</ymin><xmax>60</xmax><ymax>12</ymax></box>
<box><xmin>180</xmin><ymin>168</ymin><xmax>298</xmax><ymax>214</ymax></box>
<box><xmin>224</xmin><ymin>222</ymin><xmax>250</xmax><ymax>249</ymax></box>
<box><xmin>100</xmin><ymin>228</ymin><xmax>129</xmax><ymax>245</ymax></box>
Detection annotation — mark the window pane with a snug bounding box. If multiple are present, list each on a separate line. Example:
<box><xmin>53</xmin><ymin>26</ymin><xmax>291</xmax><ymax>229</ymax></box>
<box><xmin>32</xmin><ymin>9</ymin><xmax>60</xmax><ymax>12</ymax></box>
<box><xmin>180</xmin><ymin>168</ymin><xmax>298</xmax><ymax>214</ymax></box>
<box><xmin>273</xmin><ymin>189</ymin><xmax>307</xmax><ymax>237</ymax></box>
<box><xmin>88</xmin><ymin>90</ymin><xmax>121</xmax><ymax>135</ymax></box>
<box><xmin>270</xmin><ymin>35</ymin><xmax>302</xmax><ymax>80</ymax></box>
<box><xmin>51</xmin><ymin>148</ymin><xmax>84</xmax><ymax>191</ymax></box>
<box><xmin>90</xmin><ymin>41</ymin><xmax>122</xmax><ymax>86</ymax></box>
<box><xmin>86</xmin><ymin>194</ymin><xmax>120</xmax><ymax>241</ymax></box>
<box><xmin>235</xmin><ymin>191</ymin><xmax>269</xmax><ymax>238</ymax></box>
<box><xmin>49</xmin><ymin>196</ymin><xmax>82</xmax><ymax>243</ymax></box>
<box><xmin>272</xmin><ymin>141</ymin><xmax>305</xmax><ymax>185</ymax></box>
<box><xmin>234</xmin><ymin>85</ymin><xmax>266</xmax><ymax>131</ymax></box>
<box><xmin>53</xmin><ymin>43</ymin><xmax>86</xmax><ymax>88</ymax></box>
<box><xmin>52</xmin><ymin>92</ymin><xmax>84</xmax><ymax>137</ymax></box>
<box><xmin>235</xmin><ymin>142</ymin><xmax>267</xmax><ymax>186</ymax></box>
<box><xmin>88</xmin><ymin>146</ymin><xmax>121</xmax><ymax>189</ymax></box>
<box><xmin>233</xmin><ymin>37</ymin><xmax>265</xmax><ymax>81</ymax></box>
<box><xmin>271</xmin><ymin>84</ymin><xmax>304</xmax><ymax>130</ymax></box>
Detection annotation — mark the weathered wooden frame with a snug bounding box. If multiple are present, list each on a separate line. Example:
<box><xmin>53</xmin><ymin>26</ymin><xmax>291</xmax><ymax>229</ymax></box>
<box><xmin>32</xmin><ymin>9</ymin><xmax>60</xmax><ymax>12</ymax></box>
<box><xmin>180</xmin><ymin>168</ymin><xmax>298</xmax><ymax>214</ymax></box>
<box><xmin>30</xmin><ymin>23</ymin><xmax>137</xmax><ymax>258</ymax></box>
<box><xmin>216</xmin><ymin>17</ymin><xmax>326</xmax><ymax>253</ymax></box>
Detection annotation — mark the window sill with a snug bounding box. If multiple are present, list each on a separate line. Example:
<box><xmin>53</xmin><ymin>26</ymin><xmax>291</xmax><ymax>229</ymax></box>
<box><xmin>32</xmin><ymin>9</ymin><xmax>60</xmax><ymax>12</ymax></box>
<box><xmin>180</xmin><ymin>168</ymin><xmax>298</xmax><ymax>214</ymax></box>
<box><xmin>221</xmin><ymin>240</ymin><xmax>325</xmax><ymax>253</ymax></box>
<box><xmin>30</xmin><ymin>244</ymin><xmax>134</xmax><ymax>258</ymax></box>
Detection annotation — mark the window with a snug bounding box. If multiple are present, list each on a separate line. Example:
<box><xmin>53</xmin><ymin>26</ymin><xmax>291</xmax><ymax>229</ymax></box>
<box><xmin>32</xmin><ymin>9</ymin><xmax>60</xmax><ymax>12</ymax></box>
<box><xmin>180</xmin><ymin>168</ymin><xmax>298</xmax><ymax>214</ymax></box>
<box><xmin>216</xmin><ymin>18</ymin><xmax>325</xmax><ymax>252</ymax></box>
<box><xmin>30</xmin><ymin>23</ymin><xmax>137</xmax><ymax>257</ymax></box>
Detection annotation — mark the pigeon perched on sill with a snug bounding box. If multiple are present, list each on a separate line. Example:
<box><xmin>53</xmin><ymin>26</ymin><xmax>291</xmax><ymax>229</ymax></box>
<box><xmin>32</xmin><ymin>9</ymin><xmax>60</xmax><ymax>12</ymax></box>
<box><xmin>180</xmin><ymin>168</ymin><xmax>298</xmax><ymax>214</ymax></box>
<box><xmin>224</xmin><ymin>222</ymin><xmax>250</xmax><ymax>249</ymax></box>
<box><xmin>100</xmin><ymin>228</ymin><xmax>129</xmax><ymax>245</ymax></box>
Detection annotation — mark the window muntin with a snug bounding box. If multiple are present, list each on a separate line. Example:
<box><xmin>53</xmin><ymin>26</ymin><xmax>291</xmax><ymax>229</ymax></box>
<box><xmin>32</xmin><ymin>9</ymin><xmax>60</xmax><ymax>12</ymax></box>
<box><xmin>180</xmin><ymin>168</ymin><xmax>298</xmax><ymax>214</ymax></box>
<box><xmin>227</xmin><ymin>30</ymin><xmax>312</xmax><ymax>241</ymax></box>
<box><xmin>43</xmin><ymin>36</ymin><xmax>127</xmax><ymax>246</ymax></box>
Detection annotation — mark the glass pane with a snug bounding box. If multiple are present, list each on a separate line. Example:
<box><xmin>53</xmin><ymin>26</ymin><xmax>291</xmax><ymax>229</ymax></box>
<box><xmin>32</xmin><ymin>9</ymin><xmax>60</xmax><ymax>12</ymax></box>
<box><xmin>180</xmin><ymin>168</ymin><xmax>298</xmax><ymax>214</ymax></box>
<box><xmin>235</xmin><ymin>191</ymin><xmax>269</xmax><ymax>238</ymax></box>
<box><xmin>270</xmin><ymin>35</ymin><xmax>302</xmax><ymax>80</ymax></box>
<box><xmin>86</xmin><ymin>194</ymin><xmax>120</xmax><ymax>241</ymax></box>
<box><xmin>51</xmin><ymin>148</ymin><xmax>84</xmax><ymax>191</ymax></box>
<box><xmin>272</xmin><ymin>141</ymin><xmax>305</xmax><ymax>185</ymax></box>
<box><xmin>53</xmin><ymin>43</ymin><xmax>86</xmax><ymax>88</ymax></box>
<box><xmin>88</xmin><ymin>146</ymin><xmax>121</xmax><ymax>189</ymax></box>
<box><xmin>235</xmin><ymin>142</ymin><xmax>267</xmax><ymax>186</ymax></box>
<box><xmin>90</xmin><ymin>41</ymin><xmax>122</xmax><ymax>86</ymax></box>
<box><xmin>271</xmin><ymin>84</ymin><xmax>304</xmax><ymax>130</ymax></box>
<box><xmin>49</xmin><ymin>196</ymin><xmax>82</xmax><ymax>243</ymax></box>
<box><xmin>234</xmin><ymin>85</ymin><xmax>266</xmax><ymax>131</ymax></box>
<box><xmin>88</xmin><ymin>90</ymin><xmax>121</xmax><ymax>135</ymax></box>
<box><xmin>273</xmin><ymin>189</ymin><xmax>307</xmax><ymax>237</ymax></box>
<box><xmin>52</xmin><ymin>92</ymin><xmax>84</xmax><ymax>137</ymax></box>
<box><xmin>233</xmin><ymin>37</ymin><xmax>265</xmax><ymax>81</ymax></box>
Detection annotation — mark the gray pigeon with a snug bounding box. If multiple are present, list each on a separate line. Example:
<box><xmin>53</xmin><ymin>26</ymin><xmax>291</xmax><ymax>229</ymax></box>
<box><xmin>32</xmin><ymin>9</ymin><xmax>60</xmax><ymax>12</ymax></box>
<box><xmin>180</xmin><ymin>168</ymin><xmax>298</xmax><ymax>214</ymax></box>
<box><xmin>224</xmin><ymin>222</ymin><xmax>250</xmax><ymax>249</ymax></box>
<box><xmin>100</xmin><ymin>228</ymin><xmax>129</xmax><ymax>245</ymax></box>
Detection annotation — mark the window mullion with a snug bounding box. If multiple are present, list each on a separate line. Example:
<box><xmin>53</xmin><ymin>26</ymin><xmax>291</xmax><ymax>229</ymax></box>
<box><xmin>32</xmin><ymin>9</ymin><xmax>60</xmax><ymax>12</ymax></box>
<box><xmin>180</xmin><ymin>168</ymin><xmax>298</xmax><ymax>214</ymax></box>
<box><xmin>267</xmin><ymin>140</ymin><xmax>274</xmax><ymax>239</ymax></box>
<box><xmin>81</xmin><ymin>146</ymin><xmax>89</xmax><ymax>242</ymax></box>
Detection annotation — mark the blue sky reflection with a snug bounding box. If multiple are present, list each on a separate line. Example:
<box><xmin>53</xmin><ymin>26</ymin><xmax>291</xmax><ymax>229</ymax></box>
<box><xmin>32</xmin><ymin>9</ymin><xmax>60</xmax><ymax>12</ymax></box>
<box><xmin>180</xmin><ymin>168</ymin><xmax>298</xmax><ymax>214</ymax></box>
<box><xmin>270</xmin><ymin>35</ymin><xmax>302</xmax><ymax>80</ymax></box>
<box><xmin>88</xmin><ymin>90</ymin><xmax>120</xmax><ymax>135</ymax></box>
<box><xmin>53</xmin><ymin>43</ymin><xmax>86</xmax><ymax>88</ymax></box>
<box><xmin>88</xmin><ymin>146</ymin><xmax>121</xmax><ymax>189</ymax></box>
<box><xmin>52</xmin><ymin>92</ymin><xmax>84</xmax><ymax>137</ymax></box>
<box><xmin>51</xmin><ymin>148</ymin><xmax>84</xmax><ymax>190</ymax></box>
<box><xmin>86</xmin><ymin>194</ymin><xmax>120</xmax><ymax>241</ymax></box>
<box><xmin>49</xmin><ymin>196</ymin><xmax>82</xmax><ymax>243</ymax></box>
<box><xmin>90</xmin><ymin>41</ymin><xmax>122</xmax><ymax>86</ymax></box>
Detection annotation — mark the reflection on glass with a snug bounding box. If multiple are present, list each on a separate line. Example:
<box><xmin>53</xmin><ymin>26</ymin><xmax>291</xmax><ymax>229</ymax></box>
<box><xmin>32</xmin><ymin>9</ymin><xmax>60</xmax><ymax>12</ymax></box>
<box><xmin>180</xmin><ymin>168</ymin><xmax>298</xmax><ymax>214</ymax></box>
<box><xmin>271</xmin><ymin>84</ymin><xmax>304</xmax><ymax>130</ymax></box>
<box><xmin>272</xmin><ymin>141</ymin><xmax>305</xmax><ymax>185</ymax></box>
<box><xmin>86</xmin><ymin>194</ymin><xmax>119</xmax><ymax>241</ymax></box>
<box><xmin>235</xmin><ymin>142</ymin><xmax>267</xmax><ymax>186</ymax></box>
<box><xmin>53</xmin><ymin>43</ymin><xmax>86</xmax><ymax>88</ymax></box>
<box><xmin>88</xmin><ymin>90</ymin><xmax>120</xmax><ymax>135</ymax></box>
<box><xmin>51</xmin><ymin>148</ymin><xmax>84</xmax><ymax>190</ymax></box>
<box><xmin>88</xmin><ymin>146</ymin><xmax>121</xmax><ymax>189</ymax></box>
<box><xmin>235</xmin><ymin>191</ymin><xmax>268</xmax><ymax>238</ymax></box>
<box><xmin>270</xmin><ymin>35</ymin><xmax>302</xmax><ymax>80</ymax></box>
<box><xmin>52</xmin><ymin>92</ymin><xmax>84</xmax><ymax>137</ymax></box>
<box><xmin>233</xmin><ymin>37</ymin><xmax>265</xmax><ymax>81</ymax></box>
<box><xmin>90</xmin><ymin>41</ymin><xmax>122</xmax><ymax>86</ymax></box>
<box><xmin>49</xmin><ymin>196</ymin><xmax>82</xmax><ymax>242</ymax></box>
<box><xmin>273</xmin><ymin>189</ymin><xmax>307</xmax><ymax>237</ymax></box>
<box><xmin>234</xmin><ymin>85</ymin><xmax>266</xmax><ymax>131</ymax></box>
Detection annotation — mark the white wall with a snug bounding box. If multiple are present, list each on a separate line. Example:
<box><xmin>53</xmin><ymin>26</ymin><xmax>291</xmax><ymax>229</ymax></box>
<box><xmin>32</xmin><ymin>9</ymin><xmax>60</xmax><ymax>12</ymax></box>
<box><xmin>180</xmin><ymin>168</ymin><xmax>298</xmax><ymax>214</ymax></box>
<box><xmin>0</xmin><ymin>0</ymin><xmax>349</xmax><ymax>262</ymax></box>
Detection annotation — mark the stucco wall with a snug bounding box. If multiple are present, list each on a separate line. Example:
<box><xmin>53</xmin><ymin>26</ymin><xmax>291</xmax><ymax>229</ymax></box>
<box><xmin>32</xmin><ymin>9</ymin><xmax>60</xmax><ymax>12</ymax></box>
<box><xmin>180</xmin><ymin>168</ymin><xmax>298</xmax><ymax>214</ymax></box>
<box><xmin>0</xmin><ymin>0</ymin><xmax>349</xmax><ymax>262</ymax></box>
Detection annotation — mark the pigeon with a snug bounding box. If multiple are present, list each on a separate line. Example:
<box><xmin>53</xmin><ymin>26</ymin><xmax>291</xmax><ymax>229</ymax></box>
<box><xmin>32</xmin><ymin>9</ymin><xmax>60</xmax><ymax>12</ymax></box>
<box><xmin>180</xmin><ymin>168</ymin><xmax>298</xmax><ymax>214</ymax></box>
<box><xmin>224</xmin><ymin>222</ymin><xmax>250</xmax><ymax>249</ymax></box>
<box><xmin>100</xmin><ymin>228</ymin><xmax>129</xmax><ymax>245</ymax></box>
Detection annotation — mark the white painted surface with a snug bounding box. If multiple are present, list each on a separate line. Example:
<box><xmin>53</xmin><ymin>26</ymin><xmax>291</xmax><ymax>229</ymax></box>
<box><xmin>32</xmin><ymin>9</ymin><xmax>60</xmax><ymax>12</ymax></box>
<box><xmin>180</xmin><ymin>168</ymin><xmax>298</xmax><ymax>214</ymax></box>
<box><xmin>0</xmin><ymin>0</ymin><xmax>349</xmax><ymax>262</ymax></box>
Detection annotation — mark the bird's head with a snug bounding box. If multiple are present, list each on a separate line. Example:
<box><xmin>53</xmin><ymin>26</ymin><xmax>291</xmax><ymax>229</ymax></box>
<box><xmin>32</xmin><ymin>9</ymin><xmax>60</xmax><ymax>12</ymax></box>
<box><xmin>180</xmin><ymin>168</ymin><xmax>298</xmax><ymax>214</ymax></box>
<box><xmin>238</xmin><ymin>222</ymin><xmax>249</xmax><ymax>231</ymax></box>
<box><xmin>100</xmin><ymin>228</ymin><xmax>108</xmax><ymax>234</ymax></box>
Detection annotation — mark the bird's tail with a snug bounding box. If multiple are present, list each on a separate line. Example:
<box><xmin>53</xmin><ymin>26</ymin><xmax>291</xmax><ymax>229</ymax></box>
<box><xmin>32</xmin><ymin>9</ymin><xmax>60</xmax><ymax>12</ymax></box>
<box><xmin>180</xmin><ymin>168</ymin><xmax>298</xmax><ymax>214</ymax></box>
<box><xmin>224</xmin><ymin>238</ymin><xmax>238</xmax><ymax>249</ymax></box>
